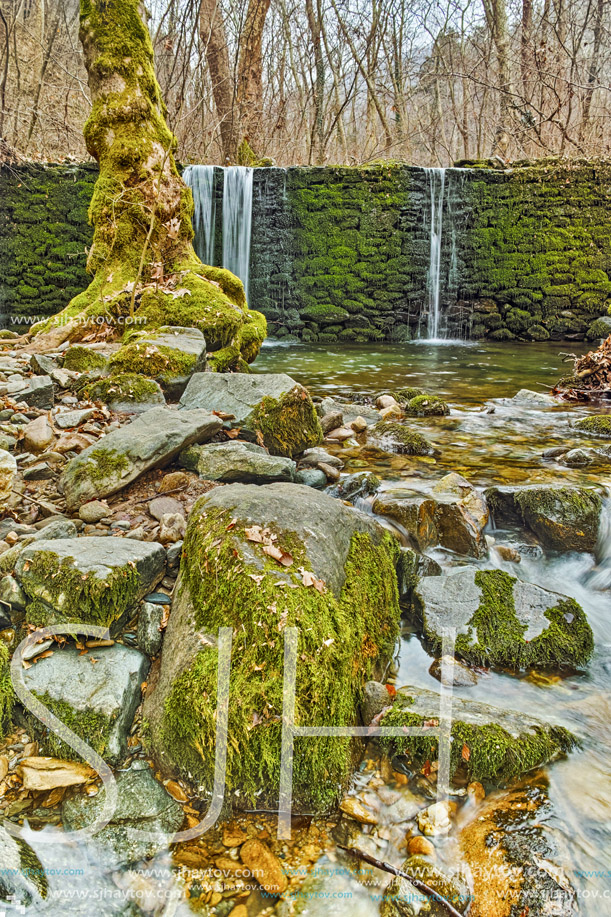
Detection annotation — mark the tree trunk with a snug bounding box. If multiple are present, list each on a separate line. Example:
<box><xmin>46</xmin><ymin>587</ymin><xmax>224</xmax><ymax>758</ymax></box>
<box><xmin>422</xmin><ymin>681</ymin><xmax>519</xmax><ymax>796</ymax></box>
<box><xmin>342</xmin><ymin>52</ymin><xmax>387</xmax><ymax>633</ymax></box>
<box><xmin>199</xmin><ymin>0</ymin><xmax>238</xmax><ymax>163</ymax></box>
<box><xmin>237</xmin><ymin>0</ymin><xmax>271</xmax><ymax>153</ymax></box>
<box><xmin>30</xmin><ymin>0</ymin><xmax>266</xmax><ymax>370</ymax></box>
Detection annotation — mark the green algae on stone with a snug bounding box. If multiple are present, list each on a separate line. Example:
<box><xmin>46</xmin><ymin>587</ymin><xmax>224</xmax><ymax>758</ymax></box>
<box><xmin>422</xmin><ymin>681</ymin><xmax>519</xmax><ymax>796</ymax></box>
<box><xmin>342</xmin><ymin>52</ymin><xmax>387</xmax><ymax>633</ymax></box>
<box><xmin>380</xmin><ymin>686</ymin><xmax>577</xmax><ymax>784</ymax></box>
<box><xmin>28</xmin><ymin>692</ymin><xmax>110</xmax><ymax>760</ymax></box>
<box><xmin>372</xmin><ymin>421</ymin><xmax>432</xmax><ymax>456</ymax></box>
<box><xmin>85</xmin><ymin>372</ymin><xmax>165</xmax><ymax>409</ymax></box>
<box><xmin>0</xmin><ymin>643</ymin><xmax>13</xmax><ymax>738</ymax></box>
<box><xmin>575</xmin><ymin>414</ymin><xmax>611</xmax><ymax>437</ymax></box>
<box><xmin>62</xmin><ymin>345</ymin><xmax>107</xmax><ymax>372</ymax></box>
<box><xmin>253</xmin><ymin>386</ymin><xmax>323</xmax><ymax>457</ymax></box>
<box><xmin>143</xmin><ymin>485</ymin><xmax>401</xmax><ymax>809</ymax></box>
<box><xmin>403</xmin><ymin>394</ymin><xmax>450</xmax><ymax>417</ymax></box>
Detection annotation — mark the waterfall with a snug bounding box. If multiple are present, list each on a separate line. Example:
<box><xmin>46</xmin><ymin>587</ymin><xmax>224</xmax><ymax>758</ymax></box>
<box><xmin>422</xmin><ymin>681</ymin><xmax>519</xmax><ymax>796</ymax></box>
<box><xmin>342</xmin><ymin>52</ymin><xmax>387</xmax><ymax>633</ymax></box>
<box><xmin>222</xmin><ymin>166</ymin><xmax>254</xmax><ymax>298</ymax></box>
<box><xmin>590</xmin><ymin>495</ymin><xmax>611</xmax><ymax>590</ymax></box>
<box><xmin>424</xmin><ymin>167</ymin><xmax>447</xmax><ymax>340</ymax></box>
<box><xmin>183</xmin><ymin>165</ymin><xmax>216</xmax><ymax>266</ymax></box>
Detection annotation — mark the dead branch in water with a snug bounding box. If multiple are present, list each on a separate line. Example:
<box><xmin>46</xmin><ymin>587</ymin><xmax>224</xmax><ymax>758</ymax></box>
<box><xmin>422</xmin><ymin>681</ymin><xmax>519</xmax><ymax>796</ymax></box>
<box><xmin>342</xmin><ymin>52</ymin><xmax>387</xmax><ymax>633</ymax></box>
<box><xmin>554</xmin><ymin>335</ymin><xmax>611</xmax><ymax>399</ymax></box>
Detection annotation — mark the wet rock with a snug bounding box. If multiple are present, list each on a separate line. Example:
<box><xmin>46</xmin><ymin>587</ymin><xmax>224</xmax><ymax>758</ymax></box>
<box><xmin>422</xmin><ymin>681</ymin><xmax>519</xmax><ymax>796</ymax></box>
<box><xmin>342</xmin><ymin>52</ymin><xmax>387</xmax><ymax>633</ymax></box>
<box><xmin>295</xmin><ymin>467</ymin><xmax>327</xmax><ymax>489</ymax></box>
<box><xmin>403</xmin><ymin>394</ymin><xmax>450</xmax><ymax>417</ymax></box>
<box><xmin>574</xmin><ymin>414</ymin><xmax>611</xmax><ymax>437</ymax></box>
<box><xmin>180</xmin><ymin>440</ymin><xmax>296</xmax><ymax>484</ymax></box>
<box><xmin>377</xmin><ymin>395</ymin><xmax>399</xmax><ymax>410</ymax></box>
<box><xmin>0</xmin><ymin>449</ymin><xmax>17</xmax><ymax>508</ymax></box>
<box><xmin>0</xmin><ymin>823</ymin><xmax>48</xmax><ymax>904</ymax></box>
<box><xmin>361</xmin><ymin>681</ymin><xmax>393</xmax><ymax>724</ymax></box>
<box><xmin>239</xmin><ymin>839</ymin><xmax>288</xmax><ymax>895</ymax></box>
<box><xmin>396</xmin><ymin>548</ymin><xmax>442</xmax><ymax>601</ymax></box>
<box><xmin>332</xmin><ymin>471</ymin><xmax>381</xmax><ymax>501</ymax></box>
<box><xmin>417</xmin><ymin>801</ymin><xmax>453</xmax><ymax>836</ymax></box>
<box><xmin>561</xmin><ymin>447</ymin><xmax>602</xmax><ymax>466</ymax></box>
<box><xmin>485</xmin><ymin>483</ymin><xmax>602</xmax><ymax>552</ymax></box>
<box><xmin>23</xmin><ymin>415</ymin><xmax>55</xmax><ymax>452</ymax></box>
<box><xmin>317</xmin><ymin>461</ymin><xmax>340</xmax><ymax>482</ymax></box>
<box><xmin>407</xmin><ymin>836</ymin><xmax>435</xmax><ymax>857</ymax></box>
<box><xmin>275</xmin><ymin>854</ymin><xmax>374</xmax><ymax>916</ymax></box>
<box><xmin>382</xmin><ymin>685</ymin><xmax>577</xmax><ymax>784</ymax></box>
<box><xmin>370</xmin><ymin>422</ymin><xmax>433</xmax><ymax>456</ymax></box>
<box><xmin>78</xmin><ymin>500</ymin><xmax>110</xmax><ymax>523</ymax></box>
<box><xmin>374</xmin><ymin>476</ymin><xmax>488</xmax><ymax>558</ymax></box>
<box><xmin>511</xmin><ymin>389</ymin><xmax>557</xmax><ymax>406</ymax></box>
<box><xmin>320</xmin><ymin>410</ymin><xmax>343</xmax><ymax>433</ymax></box>
<box><xmin>23</xmin><ymin>643</ymin><xmax>149</xmax><ymax>764</ymax></box>
<box><xmin>325</xmin><ymin>425</ymin><xmax>357</xmax><ymax>441</ymax></box>
<box><xmin>350</xmin><ymin>415</ymin><xmax>368</xmax><ymax>433</ymax></box>
<box><xmin>300</xmin><ymin>448</ymin><xmax>343</xmax><ymax>469</ymax></box>
<box><xmin>381</xmin><ymin>855</ymin><xmax>469</xmax><ymax>917</ymax></box>
<box><xmin>407</xmin><ymin>566</ymin><xmax>593</xmax><ymax>669</ymax></box>
<box><xmin>138</xmin><ymin>602</ymin><xmax>164</xmax><ymax>656</ymax></box>
<box><xmin>494</xmin><ymin>544</ymin><xmax>521</xmax><ymax>562</ymax></box>
<box><xmin>60</xmin><ymin>406</ymin><xmax>222</xmax><ymax>509</ymax></box>
<box><xmin>143</xmin><ymin>482</ymin><xmax>400</xmax><ymax>807</ymax></box>
<box><xmin>429</xmin><ymin>655</ymin><xmax>478</xmax><ymax>687</ymax></box>
<box><xmin>62</xmin><ymin>763</ymin><xmax>183</xmax><ymax>868</ymax></box>
<box><xmin>459</xmin><ymin>776</ymin><xmax>577</xmax><ymax>916</ymax></box>
<box><xmin>320</xmin><ymin>397</ymin><xmax>379</xmax><ymax>427</ymax></box>
<box><xmin>179</xmin><ymin>372</ymin><xmax>322</xmax><ymax>456</ymax></box>
<box><xmin>339</xmin><ymin>796</ymin><xmax>378</xmax><ymax>825</ymax></box>
<box><xmin>15</xmin><ymin>537</ymin><xmax>165</xmax><ymax>626</ymax></box>
<box><xmin>17</xmin><ymin>757</ymin><xmax>95</xmax><ymax>791</ymax></box>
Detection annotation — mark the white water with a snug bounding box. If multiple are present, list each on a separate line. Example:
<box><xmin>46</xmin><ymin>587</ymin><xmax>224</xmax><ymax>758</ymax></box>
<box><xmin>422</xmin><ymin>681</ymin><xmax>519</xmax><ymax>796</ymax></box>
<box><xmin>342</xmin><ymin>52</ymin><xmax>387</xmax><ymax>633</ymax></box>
<box><xmin>424</xmin><ymin>167</ymin><xmax>447</xmax><ymax>340</ymax></box>
<box><xmin>182</xmin><ymin>165</ymin><xmax>216</xmax><ymax>266</ymax></box>
<box><xmin>222</xmin><ymin>166</ymin><xmax>254</xmax><ymax>297</ymax></box>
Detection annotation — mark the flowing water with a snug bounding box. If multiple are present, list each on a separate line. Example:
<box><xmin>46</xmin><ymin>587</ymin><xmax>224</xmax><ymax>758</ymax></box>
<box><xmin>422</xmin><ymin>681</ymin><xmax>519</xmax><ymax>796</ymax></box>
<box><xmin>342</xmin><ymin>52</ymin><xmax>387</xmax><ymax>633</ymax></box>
<box><xmin>221</xmin><ymin>167</ymin><xmax>254</xmax><ymax>297</ymax></box>
<box><xmin>254</xmin><ymin>340</ymin><xmax>611</xmax><ymax>915</ymax></box>
<box><xmin>183</xmin><ymin>165</ymin><xmax>217</xmax><ymax>267</ymax></box>
<box><xmin>424</xmin><ymin>169</ymin><xmax>447</xmax><ymax>341</ymax></box>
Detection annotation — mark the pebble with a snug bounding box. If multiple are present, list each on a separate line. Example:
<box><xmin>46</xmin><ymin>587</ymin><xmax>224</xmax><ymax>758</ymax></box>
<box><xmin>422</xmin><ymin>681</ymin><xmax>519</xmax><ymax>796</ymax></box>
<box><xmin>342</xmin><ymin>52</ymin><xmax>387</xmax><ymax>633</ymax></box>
<box><xmin>79</xmin><ymin>500</ymin><xmax>110</xmax><ymax>524</ymax></box>
<box><xmin>317</xmin><ymin>461</ymin><xmax>340</xmax><ymax>483</ymax></box>
<box><xmin>240</xmin><ymin>839</ymin><xmax>288</xmax><ymax>895</ymax></box>
<box><xmin>159</xmin><ymin>471</ymin><xmax>191</xmax><ymax>493</ymax></box>
<box><xmin>350</xmin><ymin>416</ymin><xmax>368</xmax><ymax>433</ymax></box>
<box><xmin>376</xmin><ymin>395</ymin><xmax>398</xmax><ymax>409</ymax></box>
<box><xmin>467</xmin><ymin>781</ymin><xmax>486</xmax><ymax>803</ymax></box>
<box><xmin>159</xmin><ymin>512</ymin><xmax>186</xmax><ymax>543</ymax></box>
<box><xmin>339</xmin><ymin>796</ymin><xmax>378</xmax><ymax>825</ymax></box>
<box><xmin>407</xmin><ymin>836</ymin><xmax>436</xmax><ymax>857</ymax></box>
<box><xmin>417</xmin><ymin>801</ymin><xmax>452</xmax><ymax>836</ymax></box>
<box><xmin>495</xmin><ymin>544</ymin><xmax>521</xmax><ymax>563</ymax></box>
<box><xmin>149</xmin><ymin>496</ymin><xmax>184</xmax><ymax>520</ymax></box>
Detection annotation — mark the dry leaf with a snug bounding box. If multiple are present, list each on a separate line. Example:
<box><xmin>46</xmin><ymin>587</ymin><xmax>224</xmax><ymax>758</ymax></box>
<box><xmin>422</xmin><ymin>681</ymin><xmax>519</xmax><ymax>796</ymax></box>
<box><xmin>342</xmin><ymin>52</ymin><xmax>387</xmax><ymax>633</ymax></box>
<box><xmin>462</xmin><ymin>743</ymin><xmax>471</xmax><ymax>762</ymax></box>
<box><xmin>245</xmin><ymin>525</ymin><xmax>265</xmax><ymax>543</ymax></box>
<box><xmin>18</xmin><ymin>757</ymin><xmax>95</xmax><ymax>791</ymax></box>
<box><xmin>263</xmin><ymin>544</ymin><xmax>293</xmax><ymax>566</ymax></box>
<box><xmin>248</xmin><ymin>573</ymin><xmax>265</xmax><ymax>584</ymax></box>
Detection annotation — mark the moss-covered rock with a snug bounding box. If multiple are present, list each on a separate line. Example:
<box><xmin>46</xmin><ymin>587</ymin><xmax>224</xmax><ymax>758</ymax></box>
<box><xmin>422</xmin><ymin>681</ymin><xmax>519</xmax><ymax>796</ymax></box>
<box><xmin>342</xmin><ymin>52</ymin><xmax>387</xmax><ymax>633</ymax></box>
<box><xmin>575</xmin><ymin>414</ymin><xmax>611</xmax><ymax>437</ymax></box>
<box><xmin>380</xmin><ymin>686</ymin><xmax>577</xmax><ymax>784</ymax></box>
<box><xmin>381</xmin><ymin>855</ymin><xmax>469</xmax><ymax>917</ymax></box>
<box><xmin>406</xmin><ymin>567</ymin><xmax>593</xmax><ymax>670</ymax></box>
<box><xmin>252</xmin><ymin>386</ymin><xmax>323</xmax><ymax>457</ymax></box>
<box><xmin>14</xmin><ymin>537</ymin><xmax>165</xmax><ymax>626</ymax></box>
<box><xmin>0</xmin><ymin>643</ymin><xmax>13</xmax><ymax>740</ymax></box>
<box><xmin>586</xmin><ymin>317</ymin><xmax>611</xmax><ymax>340</ymax></box>
<box><xmin>143</xmin><ymin>482</ymin><xmax>401</xmax><ymax>809</ymax></box>
<box><xmin>403</xmin><ymin>394</ymin><xmax>450</xmax><ymax>417</ymax></box>
<box><xmin>485</xmin><ymin>484</ymin><xmax>603</xmax><ymax>553</ymax></box>
<box><xmin>84</xmin><ymin>372</ymin><xmax>166</xmax><ymax>412</ymax></box>
<box><xmin>371</xmin><ymin>422</ymin><xmax>432</xmax><ymax>456</ymax></box>
<box><xmin>108</xmin><ymin>326</ymin><xmax>206</xmax><ymax>397</ymax></box>
<box><xmin>62</xmin><ymin>345</ymin><xmax>107</xmax><ymax>373</ymax></box>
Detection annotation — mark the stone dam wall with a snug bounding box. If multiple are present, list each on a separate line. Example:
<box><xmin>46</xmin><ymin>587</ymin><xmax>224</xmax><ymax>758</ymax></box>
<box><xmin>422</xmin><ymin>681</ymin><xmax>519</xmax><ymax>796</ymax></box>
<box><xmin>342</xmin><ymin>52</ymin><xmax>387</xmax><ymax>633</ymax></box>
<box><xmin>1</xmin><ymin>159</ymin><xmax>610</xmax><ymax>342</ymax></box>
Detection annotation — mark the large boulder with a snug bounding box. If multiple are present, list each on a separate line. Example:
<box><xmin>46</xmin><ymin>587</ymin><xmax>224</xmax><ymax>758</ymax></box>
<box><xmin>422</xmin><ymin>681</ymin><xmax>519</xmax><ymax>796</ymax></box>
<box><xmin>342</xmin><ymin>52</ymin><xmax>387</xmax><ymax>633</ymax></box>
<box><xmin>180</xmin><ymin>440</ymin><xmax>296</xmax><ymax>484</ymax></box>
<box><xmin>406</xmin><ymin>566</ymin><xmax>593</xmax><ymax>670</ymax></box>
<box><xmin>60</xmin><ymin>406</ymin><xmax>222</xmax><ymax>509</ymax></box>
<box><xmin>485</xmin><ymin>484</ymin><xmax>603</xmax><ymax>552</ymax></box>
<box><xmin>108</xmin><ymin>326</ymin><xmax>207</xmax><ymax>399</ymax></box>
<box><xmin>373</xmin><ymin>473</ymin><xmax>488</xmax><ymax>558</ymax></box>
<box><xmin>15</xmin><ymin>537</ymin><xmax>165</xmax><ymax>626</ymax></box>
<box><xmin>179</xmin><ymin>373</ymin><xmax>323</xmax><ymax>457</ymax></box>
<box><xmin>23</xmin><ymin>644</ymin><xmax>149</xmax><ymax>764</ymax></box>
<box><xmin>143</xmin><ymin>482</ymin><xmax>400</xmax><ymax>810</ymax></box>
<box><xmin>62</xmin><ymin>763</ymin><xmax>183</xmax><ymax>868</ymax></box>
<box><xmin>381</xmin><ymin>685</ymin><xmax>577</xmax><ymax>784</ymax></box>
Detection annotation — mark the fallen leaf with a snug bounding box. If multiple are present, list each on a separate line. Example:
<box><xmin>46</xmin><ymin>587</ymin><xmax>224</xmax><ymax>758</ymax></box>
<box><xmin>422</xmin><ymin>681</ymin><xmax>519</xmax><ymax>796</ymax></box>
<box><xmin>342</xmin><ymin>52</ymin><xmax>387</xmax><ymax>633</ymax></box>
<box><xmin>248</xmin><ymin>573</ymin><xmax>265</xmax><ymax>584</ymax></box>
<box><xmin>245</xmin><ymin>525</ymin><xmax>265</xmax><ymax>543</ymax></box>
<box><xmin>263</xmin><ymin>544</ymin><xmax>293</xmax><ymax>566</ymax></box>
<box><xmin>18</xmin><ymin>757</ymin><xmax>95</xmax><ymax>792</ymax></box>
<box><xmin>462</xmin><ymin>743</ymin><xmax>471</xmax><ymax>762</ymax></box>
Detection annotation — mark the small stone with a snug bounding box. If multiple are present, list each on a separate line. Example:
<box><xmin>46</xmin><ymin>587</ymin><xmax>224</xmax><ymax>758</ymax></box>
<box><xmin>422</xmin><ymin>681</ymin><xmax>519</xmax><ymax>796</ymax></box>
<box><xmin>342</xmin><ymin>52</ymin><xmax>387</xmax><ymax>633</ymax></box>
<box><xmin>55</xmin><ymin>408</ymin><xmax>95</xmax><ymax>430</ymax></box>
<box><xmin>138</xmin><ymin>602</ymin><xmax>164</xmax><ymax>657</ymax></box>
<box><xmin>380</xmin><ymin>404</ymin><xmax>402</xmax><ymax>420</ymax></box>
<box><xmin>159</xmin><ymin>471</ymin><xmax>191</xmax><ymax>493</ymax></box>
<box><xmin>376</xmin><ymin>395</ymin><xmax>399</xmax><ymax>410</ymax></box>
<box><xmin>407</xmin><ymin>836</ymin><xmax>436</xmax><ymax>857</ymax></box>
<box><xmin>0</xmin><ymin>450</ymin><xmax>17</xmax><ymax>508</ymax></box>
<box><xmin>295</xmin><ymin>467</ymin><xmax>327</xmax><ymax>489</ymax></box>
<box><xmin>495</xmin><ymin>544</ymin><xmax>521</xmax><ymax>563</ymax></box>
<box><xmin>325</xmin><ymin>426</ymin><xmax>355</xmax><ymax>441</ymax></box>
<box><xmin>228</xmin><ymin>906</ymin><xmax>247</xmax><ymax>917</ymax></box>
<box><xmin>429</xmin><ymin>655</ymin><xmax>478</xmax><ymax>687</ymax></box>
<box><xmin>417</xmin><ymin>801</ymin><xmax>452</xmax><ymax>836</ymax></box>
<box><xmin>79</xmin><ymin>500</ymin><xmax>110</xmax><ymax>524</ymax></box>
<box><xmin>223</xmin><ymin>825</ymin><xmax>248</xmax><ymax>847</ymax></box>
<box><xmin>339</xmin><ymin>796</ymin><xmax>378</xmax><ymax>825</ymax></box>
<box><xmin>166</xmin><ymin>541</ymin><xmax>183</xmax><ymax>569</ymax></box>
<box><xmin>240</xmin><ymin>839</ymin><xmax>288</xmax><ymax>895</ymax></box>
<box><xmin>149</xmin><ymin>496</ymin><xmax>184</xmax><ymax>521</ymax></box>
<box><xmin>159</xmin><ymin>512</ymin><xmax>186</xmax><ymax>543</ymax></box>
<box><xmin>18</xmin><ymin>757</ymin><xmax>95</xmax><ymax>791</ymax></box>
<box><xmin>317</xmin><ymin>461</ymin><xmax>340</xmax><ymax>483</ymax></box>
<box><xmin>320</xmin><ymin>410</ymin><xmax>344</xmax><ymax>434</ymax></box>
<box><xmin>351</xmin><ymin>416</ymin><xmax>368</xmax><ymax>433</ymax></box>
<box><xmin>467</xmin><ymin>781</ymin><xmax>486</xmax><ymax>803</ymax></box>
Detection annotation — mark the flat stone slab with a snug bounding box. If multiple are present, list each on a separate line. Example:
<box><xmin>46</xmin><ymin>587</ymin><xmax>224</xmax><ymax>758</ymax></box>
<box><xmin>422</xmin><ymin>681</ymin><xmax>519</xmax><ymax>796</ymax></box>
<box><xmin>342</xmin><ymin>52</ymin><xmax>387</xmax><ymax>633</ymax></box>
<box><xmin>179</xmin><ymin>371</ymin><xmax>299</xmax><ymax>429</ymax></box>
<box><xmin>60</xmin><ymin>406</ymin><xmax>222</xmax><ymax>509</ymax></box>
<box><xmin>23</xmin><ymin>644</ymin><xmax>149</xmax><ymax>765</ymax></box>
<box><xmin>54</xmin><ymin>408</ymin><xmax>95</xmax><ymax>429</ymax></box>
<box><xmin>408</xmin><ymin>566</ymin><xmax>593</xmax><ymax>670</ymax></box>
<box><xmin>180</xmin><ymin>440</ymin><xmax>296</xmax><ymax>484</ymax></box>
<box><xmin>15</xmin><ymin>536</ymin><xmax>166</xmax><ymax>626</ymax></box>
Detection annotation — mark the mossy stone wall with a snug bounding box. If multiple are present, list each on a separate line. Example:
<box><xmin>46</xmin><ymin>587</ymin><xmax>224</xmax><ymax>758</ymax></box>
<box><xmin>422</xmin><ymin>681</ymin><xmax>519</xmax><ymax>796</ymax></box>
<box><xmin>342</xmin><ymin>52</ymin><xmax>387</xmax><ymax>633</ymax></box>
<box><xmin>0</xmin><ymin>163</ymin><xmax>96</xmax><ymax>327</ymax></box>
<box><xmin>2</xmin><ymin>159</ymin><xmax>611</xmax><ymax>341</ymax></box>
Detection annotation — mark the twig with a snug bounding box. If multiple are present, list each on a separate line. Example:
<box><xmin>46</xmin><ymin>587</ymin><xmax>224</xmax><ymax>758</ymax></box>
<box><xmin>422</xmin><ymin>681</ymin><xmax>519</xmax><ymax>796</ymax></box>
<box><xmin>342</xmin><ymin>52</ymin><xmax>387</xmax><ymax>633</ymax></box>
<box><xmin>337</xmin><ymin>845</ymin><xmax>467</xmax><ymax>917</ymax></box>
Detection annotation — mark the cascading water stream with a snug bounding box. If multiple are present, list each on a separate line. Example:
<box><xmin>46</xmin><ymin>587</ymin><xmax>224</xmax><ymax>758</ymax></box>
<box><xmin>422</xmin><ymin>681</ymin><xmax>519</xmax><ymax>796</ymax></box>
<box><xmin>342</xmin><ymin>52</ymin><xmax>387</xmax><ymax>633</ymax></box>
<box><xmin>222</xmin><ymin>166</ymin><xmax>254</xmax><ymax>298</ymax></box>
<box><xmin>424</xmin><ymin>167</ymin><xmax>447</xmax><ymax>340</ymax></box>
<box><xmin>590</xmin><ymin>493</ymin><xmax>611</xmax><ymax>590</ymax></box>
<box><xmin>182</xmin><ymin>165</ymin><xmax>216</xmax><ymax>266</ymax></box>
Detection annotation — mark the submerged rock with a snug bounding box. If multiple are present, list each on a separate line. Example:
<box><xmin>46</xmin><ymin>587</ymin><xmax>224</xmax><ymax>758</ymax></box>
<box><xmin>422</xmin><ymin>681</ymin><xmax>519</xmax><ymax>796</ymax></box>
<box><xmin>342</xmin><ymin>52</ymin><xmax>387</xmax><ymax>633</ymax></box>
<box><xmin>574</xmin><ymin>413</ymin><xmax>611</xmax><ymax>437</ymax></box>
<box><xmin>406</xmin><ymin>566</ymin><xmax>593</xmax><ymax>670</ymax></box>
<box><xmin>23</xmin><ymin>643</ymin><xmax>149</xmax><ymax>764</ymax></box>
<box><xmin>275</xmin><ymin>854</ymin><xmax>374</xmax><ymax>916</ymax></box>
<box><xmin>143</xmin><ymin>482</ymin><xmax>400</xmax><ymax>810</ymax></box>
<box><xmin>381</xmin><ymin>855</ymin><xmax>469</xmax><ymax>916</ymax></box>
<box><xmin>371</xmin><ymin>422</ymin><xmax>433</xmax><ymax>456</ymax></box>
<box><xmin>15</xmin><ymin>536</ymin><xmax>165</xmax><ymax>626</ymax></box>
<box><xmin>373</xmin><ymin>474</ymin><xmax>488</xmax><ymax>558</ymax></box>
<box><xmin>60</xmin><ymin>406</ymin><xmax>222</xmax><ymax>508</ymax></box>
<box><xmin>381</xmin><ymin>685</ymin><xmax>577</xmax><ymax>783</ymax></box>
<box><xmin>511</xmin><ymin>389</ymin><xmax>557</xmax><ymax>406</ymax></box>
<box><xmin>485</xmin><ymin>483</ymin><xmax>602</xmax><ymax>552</ymax></box>
<box><xmin>179</xmin><ymin>372</ymin><xmax>323</xmax><ymax>456</ymax></box>
<box><xmin>62</xmin><ymin>763</ymin><xmax>183</xmax><ymax>868</ymax></box>
<box><xmin>180</xmin><ymin>440</ymin><xmax>296</xmax><ymax>484</ymax></box>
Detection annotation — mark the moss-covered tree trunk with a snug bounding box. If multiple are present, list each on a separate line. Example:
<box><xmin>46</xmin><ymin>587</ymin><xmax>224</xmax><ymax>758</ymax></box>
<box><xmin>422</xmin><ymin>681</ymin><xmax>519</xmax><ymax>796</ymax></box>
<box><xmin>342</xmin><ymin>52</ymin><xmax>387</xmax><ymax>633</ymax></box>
<box><xmin>29</xmin><ymin>0</ymin><xmax>265</xmax><ymax>371</ymax></box>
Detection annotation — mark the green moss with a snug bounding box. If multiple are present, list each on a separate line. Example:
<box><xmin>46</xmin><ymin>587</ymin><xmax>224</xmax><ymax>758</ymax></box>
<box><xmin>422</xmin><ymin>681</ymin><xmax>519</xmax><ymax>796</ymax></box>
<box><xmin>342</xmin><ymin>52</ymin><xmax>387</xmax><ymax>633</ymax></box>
<box><xmin>394</xmin><ymin>387</ymin><xmax>424</xmax><ymax>403</ymax></box>
<box><xmin>28</xmin><ymin>692</ymin><xmax>111</xmax><ymax>760</ymax></box>
<box><xmin>575</xmin><ymin>414</ymin><xmax>611</xmax><ymax>436</ymax></box>
<box><xmin>22</xmin><ymin>548</ymin><xmax>141</xmax><ymax>626</ymax></box>
<box><xmin>108</xmin><ymin>342</ymin><xmax>196</xmax><ymax>378</ymax></box>
<box><xmin>403</xmin><ymin>394</ymin><xmax>450</xmax><ymax>417</ymax></box>
<box><xmin>586</xmin><ymin>318</ymin><xmax>611</xmax><ymax>340</ymax></box>
<box><xmin>85</xmin><ymin>372</ymin><xmax>163</xmax><ymax>406</ymax></box>
<box><xmin>432</xmin><ymin>570</ymin><xmax>594</xmax><ymax>669</ymax></box>
<box><xmin>380</xmin><ymin>695</ymin><xmax>576</xmax><ymax>783</ymax></box>
<box><xmin>63</xmin><ymin>345</ymin><xmax>107</xmax><ymax>372</ymax></box>
<box><xmin>0</xmin><ymin>643</ymin><xmax>13</xmax><ymax>738</ymax></box>
<box><xmin>253</xmin><ymin>386</ymin><xmax>323</xmax><ymax>457</ymax></box>
<box><xmin>150</xmin><ymin>506</ymin><xmax>401</xmax><ymax>809</ymax></box>
<box><xmin>301</xmin><ymin>304</ymin><xmax>350</xmax><ymax>325</ymax></box>
<box><xmin>373</xmin><ymin>421</ymin><xmax>432</xmax><ymax>455</ymax></box>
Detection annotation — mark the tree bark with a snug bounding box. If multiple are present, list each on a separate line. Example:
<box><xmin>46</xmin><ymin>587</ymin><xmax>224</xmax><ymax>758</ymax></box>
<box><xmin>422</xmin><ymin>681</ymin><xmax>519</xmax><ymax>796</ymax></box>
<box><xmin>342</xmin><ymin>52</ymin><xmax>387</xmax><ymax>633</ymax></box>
<box><xmin>199</xmin><ymin>0</ymin><xmax>238</xmax><ymax>163</ymax></box>
<box><xmin>30</xmin><ymin>0</ymin><xmax>266</xmax><ymax>370</ymax></box>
